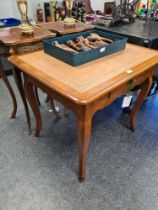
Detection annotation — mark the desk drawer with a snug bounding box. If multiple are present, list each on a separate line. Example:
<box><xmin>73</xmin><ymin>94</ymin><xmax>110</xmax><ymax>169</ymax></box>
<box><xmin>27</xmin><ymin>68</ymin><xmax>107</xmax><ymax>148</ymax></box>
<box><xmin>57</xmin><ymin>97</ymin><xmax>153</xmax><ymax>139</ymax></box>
<box><xmin>107</xmin><ymin>72</ymin><xmax>148</xmax><ymax>105</ymax></box>
<box><xmin>132</xmin><ymin>72</ymin><xmax>148</xmax><ymax>88</ymax></box>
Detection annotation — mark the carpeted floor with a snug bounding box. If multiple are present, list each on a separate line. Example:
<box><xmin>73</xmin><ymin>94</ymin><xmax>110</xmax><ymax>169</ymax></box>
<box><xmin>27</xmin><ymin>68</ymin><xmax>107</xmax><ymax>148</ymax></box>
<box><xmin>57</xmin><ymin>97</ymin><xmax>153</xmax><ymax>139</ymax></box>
<box><xmin>0</xmin><ymin>76</ymin><xmax>158</xmax><ymax>210</ymax></box>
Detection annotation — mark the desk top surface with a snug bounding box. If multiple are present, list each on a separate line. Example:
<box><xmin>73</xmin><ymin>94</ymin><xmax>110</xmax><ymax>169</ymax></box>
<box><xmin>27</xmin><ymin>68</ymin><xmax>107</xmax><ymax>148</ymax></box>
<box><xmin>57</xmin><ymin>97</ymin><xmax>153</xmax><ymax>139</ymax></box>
<box><xmin>9</xmin><ymin>44</ymin><xmax>158</xmax><ymax>104</ymax></box>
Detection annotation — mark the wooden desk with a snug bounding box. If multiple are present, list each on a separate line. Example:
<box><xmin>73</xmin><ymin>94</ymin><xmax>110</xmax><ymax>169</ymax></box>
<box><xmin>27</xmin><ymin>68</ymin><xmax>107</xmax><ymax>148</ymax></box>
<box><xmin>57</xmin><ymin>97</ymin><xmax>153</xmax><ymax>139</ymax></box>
<box><xmin>38</xmin><ymin>21</ymin><xmax>94</xmax><ymax>35</ymax></box>
<box><xmin>0</xmin><ymin>26</ymin><xmax>54</xmax><ymax>132</ymax></box>
<box><xmin>9</xmin><ymin>44</ymin><xmax>158</xmax><ymax>181</ymax></box>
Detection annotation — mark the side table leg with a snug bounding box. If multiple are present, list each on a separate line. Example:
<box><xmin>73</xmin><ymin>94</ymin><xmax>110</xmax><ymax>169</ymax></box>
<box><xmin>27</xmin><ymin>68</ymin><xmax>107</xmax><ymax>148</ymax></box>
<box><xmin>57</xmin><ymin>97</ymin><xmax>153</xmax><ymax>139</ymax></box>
<box><xmin>34</xmin><ymin>87</ymin><xmax>41</xmax><ymax>106</ymax></box>
<box><xmin>13</xmin><ymin>67</ymin><xmax>31</xmax><ymax>134</ymax></box>
<box><xmin>0</xmin><ymin>59</ymin><xmax>17</xmax><ymax>118</ymax></box>
<box><xmin>50</xmin><ymin>98</ymin><xmax>61</xmax><ymax>119</ymax></box>
<box><xmin>46</xmin><ymin>96</ymin><xmax>61</xmax><ymax>118</ymax></box>
<box><xmin>24</xmin><ymin>76</ymin><xmax>42</xmax><ymax>137</ymax></box>
<box><xmin>77</xmin><ymin>118</ymin><xmax>91</xmax><ymax>182</ymax></box>
<box><xmin>130</xmin><ymin>76</ymin><xmax>152</xmax><ymax>131</ymax></box>
<box><xmin>45</xmin><ymin>95</ymin><xmax>50</xmax><ymax>103</ymax></box>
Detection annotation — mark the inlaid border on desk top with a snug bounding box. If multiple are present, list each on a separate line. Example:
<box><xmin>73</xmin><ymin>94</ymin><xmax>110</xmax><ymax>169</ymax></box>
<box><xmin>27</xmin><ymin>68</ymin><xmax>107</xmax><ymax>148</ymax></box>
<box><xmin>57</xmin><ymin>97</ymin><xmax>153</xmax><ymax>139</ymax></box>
<box><xmin>8</xmin><ymin>44</ymin><xmax>158</xmax><ymax>104</ymax></box>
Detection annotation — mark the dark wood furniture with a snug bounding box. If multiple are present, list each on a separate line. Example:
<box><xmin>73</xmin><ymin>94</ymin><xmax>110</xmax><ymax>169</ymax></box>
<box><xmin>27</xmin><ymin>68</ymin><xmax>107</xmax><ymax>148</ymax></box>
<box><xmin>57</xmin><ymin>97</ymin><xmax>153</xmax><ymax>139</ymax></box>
<box><xmin>0</xmin><ymin>26</ymin><xmax>55</xmax><ymax>133</ymax></box>
<box><xmin>9</xmin><ymin>44</ymin><xmax>158</xmax><ymax>181</ymax></box>
<box><xmin>104</xmin><ymin>2</ymin><xmax>116</xmax><ymax>15</ymax></box>
<box><xmin>38</xmin><ymin>21</ymin><xmax>94</xmax><ymax>35</ymax></box>
<box><xmin>96</xmin><ymin>19</ymin><xmax>158</xmax><ymax>49</ymax></box>
<box><xmin>0</xmin><ymin>59</ymin><xmax>17</xmax><ymax>118</ymax></box>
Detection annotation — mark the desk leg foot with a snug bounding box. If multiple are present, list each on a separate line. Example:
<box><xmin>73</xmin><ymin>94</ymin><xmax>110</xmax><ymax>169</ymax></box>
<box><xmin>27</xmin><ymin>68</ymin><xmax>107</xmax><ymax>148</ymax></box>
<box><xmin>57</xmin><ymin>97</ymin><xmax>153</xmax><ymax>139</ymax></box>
<box><xmin>130</xmin><ymin>77</ymin><xmax>152</xmax><ymax>131</ymax></box>
<box><xmin>0</xmin><ymin>62</ymin><xmax>17</xmax><ymax>118</ymax></box>
<box><xmin>24</xmin><ymin>78</ymin><xmax>42</xmax><ymax>137</ymax></box>
<box><xmin>77</xmin><ymin>118</ymin><xmax>91</xmax><ymax>182</ymax></box>
<box><xmin>13</xmin><ymin>68</ymin><xmax>31</xmax><ymax>135</ymax></box>
<box><xmin>79</xmin><ymin>176</ymin><xmax>85</xmax><ymax>183</ymax></box>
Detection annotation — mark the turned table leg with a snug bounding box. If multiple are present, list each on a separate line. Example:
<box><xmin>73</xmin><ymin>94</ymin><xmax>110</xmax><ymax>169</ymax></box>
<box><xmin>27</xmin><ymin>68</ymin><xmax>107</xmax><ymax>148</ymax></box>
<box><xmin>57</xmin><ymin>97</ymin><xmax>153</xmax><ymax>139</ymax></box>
<box><xmin>13</xmin><ymin>67</ymin><xmax>31</xmax><ymax>134</ymax></box>
<box><xmin>0</xmin><ymin>59</ymin><xmax>17</xmax><ymax>118</ymax></box>
<box><xmin>77</xmin><ymin>117</ymin><xmax>92</xmax><ymax>182</ymax></box>
<box><xmin>24</xmin><ymin>75</ymin><xmax>42</xmax><ymax>137</ymax></box>
<box><xmin>130</xmin><ymin>76</ymin><xmax>153</xmax><ymax>131</ymax></box>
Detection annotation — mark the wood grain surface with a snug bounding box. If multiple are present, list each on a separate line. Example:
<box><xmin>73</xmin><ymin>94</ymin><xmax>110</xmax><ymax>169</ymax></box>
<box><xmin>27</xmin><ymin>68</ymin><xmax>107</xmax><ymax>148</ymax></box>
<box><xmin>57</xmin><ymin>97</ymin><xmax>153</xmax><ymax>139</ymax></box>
<box><xmin>9</xmin><ymin>44</ymin><xmax>158</xmax><ymax>104</ymax></box>
<box><xmin>38</xmin><ymin>21</ymin><xmax>94</xmax><ymax>35</ymax></box>
<box><xmin>0</xmin><ymin>26</ymin><xmax>55</xmax><ymax>133</ymax></box>
<box><xmin>0</xmin><ymin>26</ymin><xmax>54</xmax><ymax>46</ymax></box>
<box><xmin>8</xmin><ymin>42</ymin><xmax>158</xmax><ymax>181</ymax></box>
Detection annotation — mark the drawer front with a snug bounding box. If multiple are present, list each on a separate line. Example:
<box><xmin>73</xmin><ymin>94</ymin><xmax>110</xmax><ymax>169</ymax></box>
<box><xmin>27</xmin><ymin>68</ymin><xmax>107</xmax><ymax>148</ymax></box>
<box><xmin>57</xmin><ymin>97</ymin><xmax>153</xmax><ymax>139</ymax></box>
<box><xmin>110</xmin><ymin>72</ymin><xmax>148</xmax><ymax>102</ymax></box>
<box><xmin>90</xmin><ymin>72</ymin><xmax>149</xmax><ymax>115</ymax></box>
<box><xmin>16</xmin><ymin>42</ymin><xmax>43</xmax><ymax>55</ymax></box>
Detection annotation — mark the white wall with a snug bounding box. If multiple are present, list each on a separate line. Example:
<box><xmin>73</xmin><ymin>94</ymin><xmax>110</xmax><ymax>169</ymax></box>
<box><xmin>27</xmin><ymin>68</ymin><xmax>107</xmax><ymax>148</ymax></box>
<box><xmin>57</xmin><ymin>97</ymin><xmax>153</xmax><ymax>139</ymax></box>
<box><xmin>0</xmin><ymin>0</ymin><xmax>110</xmax><ymax>20</ymax></box>
<box><xmin>31</xmin><ymin>0</ymin><xmax>109</xmax><ymax>17</ymax></box>
<box><xmin>0</xmin><ymin>0</ymin><xmax>15</xmax><ymax>18</ymax></box>
<box><xmin>91</xmin><ymin>0</ymin><xmax>113</xmax><ymax>12</ymax></box>
<box><xmin>0</xmin><ymin>0</ymin><xmax>34</xmax><ymax>19</ymax></box>
<box><xmin>0</xmin><ymin>0</ymin><xmax>63</xmax><ymax>19</ymax></box>
<box><xmin>1</xmin><ymin>0</ymin><xmax>135</xmax><ymax>20</ymax></box>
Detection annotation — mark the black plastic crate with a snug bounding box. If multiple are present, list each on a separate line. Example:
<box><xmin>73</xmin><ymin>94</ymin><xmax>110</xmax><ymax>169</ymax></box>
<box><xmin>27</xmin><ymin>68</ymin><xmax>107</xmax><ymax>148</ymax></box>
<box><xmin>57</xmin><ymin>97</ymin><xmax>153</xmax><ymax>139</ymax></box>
<box><xmin>43</xmin><ymin>30</ymin><xmax>127</xmax><ymax>66</ymax></box>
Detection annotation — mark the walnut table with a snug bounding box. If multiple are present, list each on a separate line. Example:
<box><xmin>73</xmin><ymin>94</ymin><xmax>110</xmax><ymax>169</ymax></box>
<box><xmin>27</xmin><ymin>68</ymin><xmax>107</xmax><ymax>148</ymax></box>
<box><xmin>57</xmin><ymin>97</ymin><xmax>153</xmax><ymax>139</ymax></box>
<box><xmin>9</xmin><ymin>44</ymin><xmax>158</xmax><ymax>181</ymax></box>
<box><xmin>0</xmin><ymin>26</ymin><xmax>55</xmax><ymax>133</ymax></box>
<box><xmin>38</xmin><ymin>21</ymin><xmax>94</xmax><ymax>35</ymax></box>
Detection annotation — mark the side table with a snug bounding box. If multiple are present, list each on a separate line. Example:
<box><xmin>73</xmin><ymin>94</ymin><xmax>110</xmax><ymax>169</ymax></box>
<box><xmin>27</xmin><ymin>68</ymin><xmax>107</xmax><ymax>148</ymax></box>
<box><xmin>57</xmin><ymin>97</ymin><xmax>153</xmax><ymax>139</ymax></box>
<box><xmin>0</xmin><ymin>26</ymin><xmax>55</xmax><ymax>133</ymax></box>
<box><xmin>38</xmin><ymin>21</ymin><xmax>94</xmax><ymax>35</ymax></box>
